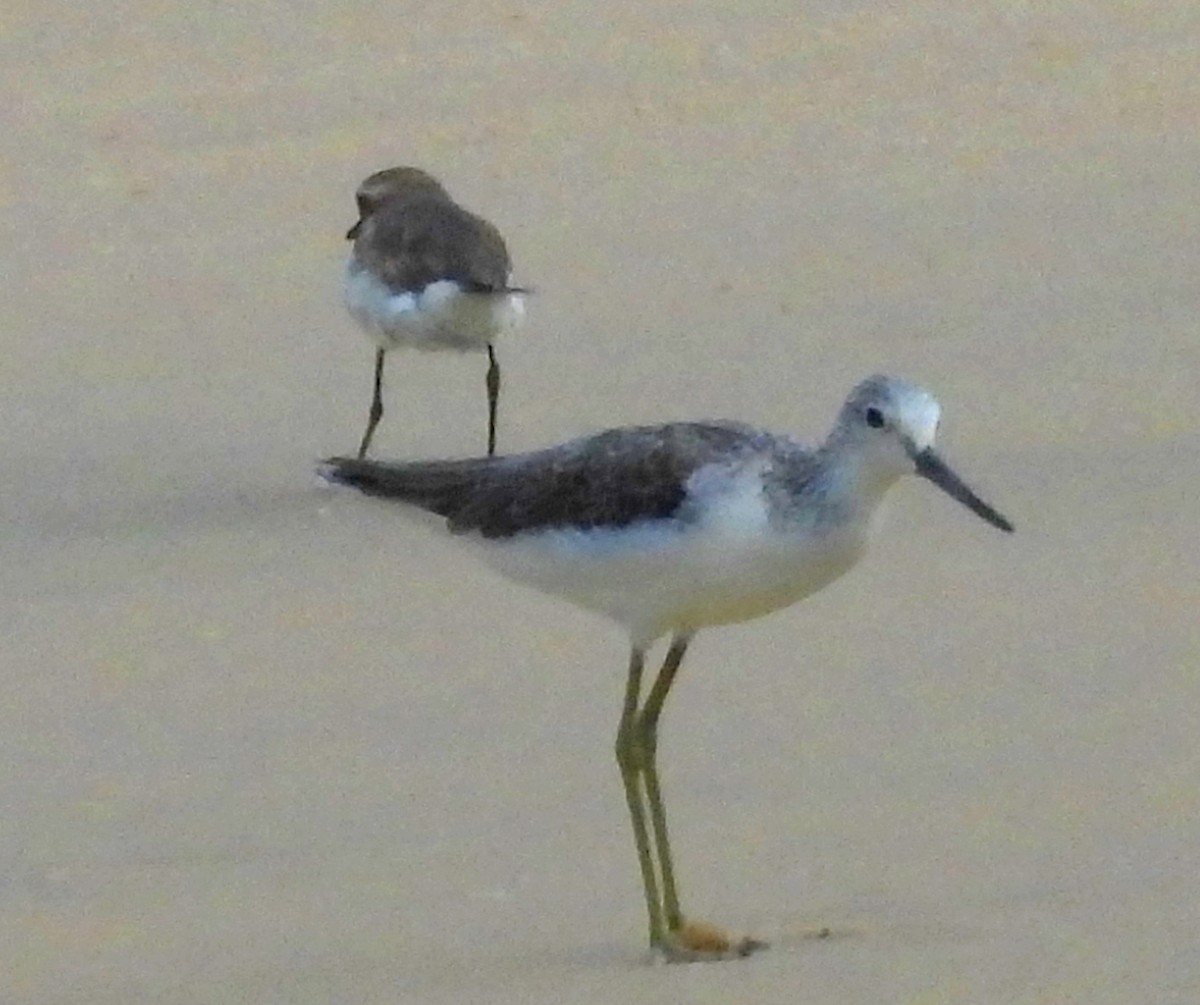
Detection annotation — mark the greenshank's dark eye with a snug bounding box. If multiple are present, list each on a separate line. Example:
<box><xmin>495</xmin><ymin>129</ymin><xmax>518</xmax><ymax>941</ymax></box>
<box><xmin>865</xmin><ymin>406</ymin><xmax>885</xmax><ymax>429</ymax></box>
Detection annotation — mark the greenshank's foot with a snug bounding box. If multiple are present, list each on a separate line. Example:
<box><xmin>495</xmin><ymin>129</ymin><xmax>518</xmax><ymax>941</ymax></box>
<box><xmin>658</xmin><ymin>920</ymin><xmax>768</xmax><ymax>963</ymax></box>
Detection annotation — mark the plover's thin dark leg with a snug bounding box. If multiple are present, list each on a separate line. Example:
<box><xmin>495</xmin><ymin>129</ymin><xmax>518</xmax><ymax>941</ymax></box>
<box><xmin>615</xmin><ymin>647</ymin><xmax>666</xmax><ymax>948</ymax></box>
<box><xmin>485</xmin><ymin>344</ymin><xmax>501</xmax><ymax>457</ymax></box>
<box><xmin>357</xmin><ymin>348</ymin><xmax>387</xmax><ymax>459</ymax></box>
<box><xmin>638</xmin><ymin>634</ymin><xmax>691</xmax><ymax>932</ymax></box>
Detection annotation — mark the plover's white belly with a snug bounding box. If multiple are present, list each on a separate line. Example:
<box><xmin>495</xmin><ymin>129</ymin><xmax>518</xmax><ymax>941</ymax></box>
<box><xmin>478</xmin><ymin>514</ymin><xmax>874</xmax><ymax>646</ymax></box>
<box><xmin>344</xmin><ymin>262</ymin><xmax>525</xmax><ymax>353</ymax></box>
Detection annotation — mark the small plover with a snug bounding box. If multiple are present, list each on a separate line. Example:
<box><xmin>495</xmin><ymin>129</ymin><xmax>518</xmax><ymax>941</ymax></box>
<box><xmin>343</xmin><ymin>167</ymin><xmax>526</xmax><ymax>457</ymax></box>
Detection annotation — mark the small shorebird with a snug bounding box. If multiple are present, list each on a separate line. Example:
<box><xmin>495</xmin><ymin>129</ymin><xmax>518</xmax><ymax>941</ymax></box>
<box><xmin>320</xmin><ymin>374</ymin><xmax>1014</xmax><ymax>961</ymax></box>
<box><xmin>343</xmin><ymin>167</ymin><xmax>526</xmax><ymax>458</ymax></box>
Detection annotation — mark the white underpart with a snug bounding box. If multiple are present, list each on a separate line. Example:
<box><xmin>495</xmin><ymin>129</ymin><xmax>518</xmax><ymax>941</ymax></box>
<box><xmin>475</xmin><ymin>460</ymin><xmax>880</xmax><ymax>647</ymax></box>
<box><xmin>344</xmin><ymin>262</ymin><xmax>525</xmax><ymax>353</ymax></box>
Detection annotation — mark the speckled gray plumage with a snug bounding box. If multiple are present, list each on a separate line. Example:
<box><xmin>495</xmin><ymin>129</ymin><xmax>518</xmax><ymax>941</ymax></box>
<box><xmin>322</xmin><ymin>421</ymin><xmax>819</xmax><ymax>539</ymax></box>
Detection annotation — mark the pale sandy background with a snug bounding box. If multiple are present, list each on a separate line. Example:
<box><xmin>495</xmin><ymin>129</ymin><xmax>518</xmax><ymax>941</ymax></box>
<box><xmin>3</xmin><ymin>2</ymin><xmax>1198</xmax><ymax>1002</ymax></box>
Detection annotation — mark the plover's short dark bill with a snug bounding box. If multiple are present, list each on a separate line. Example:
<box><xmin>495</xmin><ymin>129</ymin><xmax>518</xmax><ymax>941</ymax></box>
<box><xmin>320</xmin><ymin>375</ymin><xmax>1014</xmax><ymax>962</ymax></box>
<box><xmin>343</xmin><ymin>167</ymin><xmax>526</xmax><ymax>458</ymax></box>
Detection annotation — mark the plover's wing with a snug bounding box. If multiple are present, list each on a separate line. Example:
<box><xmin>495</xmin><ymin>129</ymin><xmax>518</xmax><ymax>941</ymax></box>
<box><xmin>321</xmin><ymin>421</ymin><xmax>764</xmax><ymax>539</ymax></box>
<box><xmin>355</xmin><ymin>197</ymin><xmax>515</xmax><ymax>294</ymax></box>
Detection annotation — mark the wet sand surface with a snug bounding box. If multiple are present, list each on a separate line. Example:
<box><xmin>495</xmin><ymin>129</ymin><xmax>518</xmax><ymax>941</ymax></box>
<box><xmin>3</xmin><ymin>1</ymin><xmax>1198</xmax><ymax>1001</ymax></box>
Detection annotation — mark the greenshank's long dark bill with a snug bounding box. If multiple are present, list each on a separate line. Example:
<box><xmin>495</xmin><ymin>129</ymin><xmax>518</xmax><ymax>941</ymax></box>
<box><xmin>320</xmin><ymin>374</ymin><xmax>1014</xmax><ymax>962</ymax></box>
<box><xmin>343</xmin><ymin>166</ymin><xmax>526</xmax><ymax>459</ymax></box>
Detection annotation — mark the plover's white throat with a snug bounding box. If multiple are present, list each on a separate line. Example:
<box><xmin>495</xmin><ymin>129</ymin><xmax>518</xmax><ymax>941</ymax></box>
<box><xmin>343</xmin><ymin>166</ymin><xmax>526</xmax><ymax>458</ymax></box>
<box><xmin>320</xmin><ymin>374</ymin><xmax>1014</xmax><ymax>961</ymax></box>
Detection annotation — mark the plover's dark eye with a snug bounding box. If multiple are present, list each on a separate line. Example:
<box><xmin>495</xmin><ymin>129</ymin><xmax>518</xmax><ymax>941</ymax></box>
<box><xmin>865</xmin><ymin>406</ymin><xmax>885</xmax><ymax>429</ymax></box>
